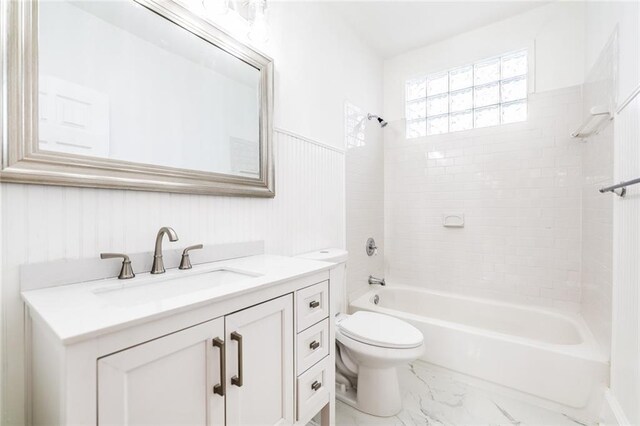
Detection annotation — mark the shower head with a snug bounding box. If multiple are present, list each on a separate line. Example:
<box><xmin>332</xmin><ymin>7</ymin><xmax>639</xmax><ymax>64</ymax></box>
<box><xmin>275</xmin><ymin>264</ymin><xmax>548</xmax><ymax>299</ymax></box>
<box><xmin>367</xmin><ymin>113</ymin><xmax>388</xmax><ymax>128</ymax></box>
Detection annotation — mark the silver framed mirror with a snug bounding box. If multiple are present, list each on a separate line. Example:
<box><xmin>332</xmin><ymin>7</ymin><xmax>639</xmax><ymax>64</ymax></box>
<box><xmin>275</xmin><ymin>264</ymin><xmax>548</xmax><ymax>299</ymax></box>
<box><xmin>1</xmin><ymin>0</ymin><xmax>274</xmax><ymax>197</ymax></box>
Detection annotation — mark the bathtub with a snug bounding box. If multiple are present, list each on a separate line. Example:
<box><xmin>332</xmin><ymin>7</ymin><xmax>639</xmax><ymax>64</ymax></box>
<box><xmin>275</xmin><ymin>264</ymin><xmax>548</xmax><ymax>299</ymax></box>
<box><xmin>350</xmin><ymin>286</ymin><xmax>608</xmax><ymax>408</ymax></box>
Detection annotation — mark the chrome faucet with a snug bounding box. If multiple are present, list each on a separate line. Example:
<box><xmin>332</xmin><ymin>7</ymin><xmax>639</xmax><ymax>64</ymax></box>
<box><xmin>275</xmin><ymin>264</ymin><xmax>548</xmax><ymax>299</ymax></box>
<box><xmin>151</xmin><ymin>227</ymin><xmax>179</xmax><ymax>274</ymax></box>
<box><xmin>368</xmin><ymin>275</ymin><xmax>385</xmax><ymax>286</ymax></box>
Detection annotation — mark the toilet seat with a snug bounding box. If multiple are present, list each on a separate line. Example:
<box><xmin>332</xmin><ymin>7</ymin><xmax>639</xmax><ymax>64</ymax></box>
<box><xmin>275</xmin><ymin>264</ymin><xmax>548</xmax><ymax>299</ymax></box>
<box><xmin>337</xmin><ymin>311</ymin><xmax>423</xmax><ymax>349</ymax></box>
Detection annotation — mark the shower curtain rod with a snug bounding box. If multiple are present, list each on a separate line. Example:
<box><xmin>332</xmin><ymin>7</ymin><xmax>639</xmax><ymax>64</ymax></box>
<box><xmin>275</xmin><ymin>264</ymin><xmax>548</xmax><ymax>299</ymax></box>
<box><xmin>599</xmin><ymin>177</ymin><xmax>640</xmax><ymax>197</ymax></box>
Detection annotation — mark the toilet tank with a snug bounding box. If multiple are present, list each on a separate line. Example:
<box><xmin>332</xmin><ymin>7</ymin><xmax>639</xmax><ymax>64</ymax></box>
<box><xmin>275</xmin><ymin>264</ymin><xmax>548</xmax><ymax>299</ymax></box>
<box><xmin>296</xmin><ymin>249</ymin><xmax>348</xmax><ymax>315</ymax></box>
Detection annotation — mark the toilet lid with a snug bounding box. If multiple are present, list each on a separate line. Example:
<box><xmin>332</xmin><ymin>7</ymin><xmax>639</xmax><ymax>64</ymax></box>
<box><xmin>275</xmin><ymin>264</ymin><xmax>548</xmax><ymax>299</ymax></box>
<box><xmin>337</xmin><ymin>311</ymin><xmax>423</xmax><ymax>349</ymax></box>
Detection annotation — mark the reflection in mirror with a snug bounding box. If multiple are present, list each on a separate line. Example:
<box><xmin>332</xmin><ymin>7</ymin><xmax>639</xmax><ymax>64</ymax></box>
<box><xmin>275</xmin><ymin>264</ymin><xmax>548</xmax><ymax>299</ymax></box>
<box><xmin>38</xmin><ymin>0</ymin><xmax>261</xmax><ymax>178</ymax></box>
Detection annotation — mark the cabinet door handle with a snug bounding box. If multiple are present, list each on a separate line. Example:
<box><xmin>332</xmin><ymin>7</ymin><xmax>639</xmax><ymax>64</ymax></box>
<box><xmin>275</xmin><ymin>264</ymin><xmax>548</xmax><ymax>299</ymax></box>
<box><xmin>309</xmin><ymin>300</ymin><xmax>320</xmax><ymax>309</ymax></box>
<box><xmin>212</xmin><ymin>337</ymin><xmax>225</xmax><ymax>396</ymax></box>
<box><xmin>311</xmin><ymin>381</ymin><xmax>322</xmax><ymax>391</ymax></box>
<box><xmin>230</xmin><ymin>331</ymin><xmax>243</xmax><ymax>387</ymax></box>
<box><xmin>309</xmin><ymin>340</ymin><xmax>320</xmax><ymax>350</ymax></box>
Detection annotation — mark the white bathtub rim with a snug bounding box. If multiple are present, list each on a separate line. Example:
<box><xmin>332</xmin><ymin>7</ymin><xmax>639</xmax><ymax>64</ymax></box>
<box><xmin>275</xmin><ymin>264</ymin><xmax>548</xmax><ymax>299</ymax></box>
<box><xmin>361</xmin><ymin>284</ymin><xmax>596</xmax><ymax>343</ymax></box>
<box><xmin>369</xmin><ymin>283</ymin><xmax>586</xmax><ymax>325</ymax></box>
<box><xmin>351</xmin><ymin>286</ymin><xmax>608</xmax><ymax>364</ymax></box>
<box><xmin>353</xmin><ymin>299</ymin><xmax>606</xmax><ymax>364</ymax></box>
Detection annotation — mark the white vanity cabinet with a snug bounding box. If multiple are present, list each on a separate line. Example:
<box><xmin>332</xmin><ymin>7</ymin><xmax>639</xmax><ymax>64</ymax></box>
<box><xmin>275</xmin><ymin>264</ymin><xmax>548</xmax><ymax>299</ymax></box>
<box><xmin>23</xmin><ymin>257</ymin><xmax>335</xmax><ymax>426</ymax></box>
<box><xmin>224</xmin><ymin>295</ymin><xmax>294</xmax><ymax>425</ymax></box>
<box><xmin>97</xmin><ymin>317</ymin><xmax>226</xmax><ymax>425</ymax></box>
<box><xmin>97</xmin><ymin>295</ymin><xmax>293</xmax><ymax>426</ymax></box>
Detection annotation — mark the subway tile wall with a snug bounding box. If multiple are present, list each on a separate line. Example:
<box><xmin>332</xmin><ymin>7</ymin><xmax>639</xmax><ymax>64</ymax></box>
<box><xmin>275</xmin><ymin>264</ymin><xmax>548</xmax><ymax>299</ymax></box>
<box><xmin>580</xmin><ymin>121</ymin><xmax>613</xmax><ymax>351</ymax></box>
<box><xmin>345</xmin><ymin>103</ymin><xmax>385</xmax><ymax>302</ymax></box>
<box><xmin>580</xmin><ymin>41</ymin><xmax>615</xmax><ymax>354</ymax></box>
<box><xmin>384</xmin><ymin>86</ymin><xmax>584</xmax><ymax>311</ymax></box>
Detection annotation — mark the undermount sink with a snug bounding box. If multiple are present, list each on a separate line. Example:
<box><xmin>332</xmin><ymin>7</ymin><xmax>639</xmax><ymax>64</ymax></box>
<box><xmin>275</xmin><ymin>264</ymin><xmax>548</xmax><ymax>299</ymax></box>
<box><xmin>93</xmin><ymin>268</ymin><xmax>261</xmax><ymax>307</ymax></box>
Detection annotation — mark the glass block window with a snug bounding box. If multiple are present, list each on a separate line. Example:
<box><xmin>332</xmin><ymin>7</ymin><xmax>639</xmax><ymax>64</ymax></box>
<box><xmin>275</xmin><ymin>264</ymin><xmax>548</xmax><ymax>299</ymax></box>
<box><xmin>405</xmin><ymin>50</ymin><xmax>528</xmax><ymax>138</ymax></box>
<box><xmin>344</xmin><ymin>101</ymin><xmax>366</xmax><ymax>149</ymax></box>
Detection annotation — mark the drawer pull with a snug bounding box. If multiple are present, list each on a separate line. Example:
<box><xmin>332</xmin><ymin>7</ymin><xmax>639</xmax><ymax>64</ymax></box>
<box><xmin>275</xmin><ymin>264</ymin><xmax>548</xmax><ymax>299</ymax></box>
<box><xmin>212</xmin><ymin>337</ymin><xmax>225</xmax><ymax>396</ymax></box>
<box><xmin>311</xmin><ymin>381</ymin><xmax>322</xmax><ymax>391</ymax></box>
<box><xmin>309</xmin><ymin>340</ymin><xmax>320</xmax><ymax>350</ymax></box>
<box><xmin>309</xmin><ymin>300</ymin><xmax>320</xmax><ymax>309</ymax></box>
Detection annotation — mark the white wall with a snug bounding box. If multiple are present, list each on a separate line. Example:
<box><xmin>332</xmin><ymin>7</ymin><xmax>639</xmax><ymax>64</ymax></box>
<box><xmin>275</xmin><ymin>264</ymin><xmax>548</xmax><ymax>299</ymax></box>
<box><xmin>610</xmin><ymin>94</ymin><xmax>640</xmax><ymax>426</ymax></box>
<box><xmin>383</xmin><ymin>2</ymin><xmax>585</xmax><ymax>122</ymax></box>
<box><xmin>585</xmin><ymin>1</ymin><xmax>640</xmax><ymax>107</ymax></box>
<box><xmin>0</xmin><ymin>3</ymin><xmax>383</xmax><ymax>424</ymax></box>
<box><xmin>586</xmin><ymin>2</ymin><xmax>640</xmax><ymax>424</ymax></box>
<box><xmin>381</xmin><ymin>2</ymin><xmax>588</xmax><ymax>311</ymax></box>
<box><xmin>384</xmin><ymin>87</ymin><xmax>584</xmax><ymax>310</ymax></box>
<box><xmin>267</xmin><ymin>3</ymin><xmax>383</xmax><ymax>149</ymax></box>
<box><xmin>580</xmin><ymin>34</ymin><xmax>616</xmax><ymax>358</ymax></box>
<box><xmin>345</xmin><ymin>104</ymin><xmax>385</xmax><ymax>302</ymax></box>
<box><xmin>262</xmin><ymin>3</ymin><xmax>386</xmax><ymax>303</ymax></box>
<box><xmin>580</xmin><ymin>120</ymin><xmax>613</xmax><ymax>353</ymax></box>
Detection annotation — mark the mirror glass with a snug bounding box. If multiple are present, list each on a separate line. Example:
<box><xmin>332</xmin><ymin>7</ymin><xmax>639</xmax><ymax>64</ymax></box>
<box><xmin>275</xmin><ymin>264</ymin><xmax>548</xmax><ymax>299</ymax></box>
<box><xmin>37</xmin><ymin>0</ymin><xmax>261</xmax><ymax>178</ymax></box>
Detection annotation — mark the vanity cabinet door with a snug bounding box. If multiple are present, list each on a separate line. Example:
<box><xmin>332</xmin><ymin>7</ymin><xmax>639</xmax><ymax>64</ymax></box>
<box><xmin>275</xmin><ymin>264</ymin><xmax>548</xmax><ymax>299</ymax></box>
<box><xmin>97</xmin><ymin>318</ymin><xmax>226</xmax><ymax>426</ymax></box>
<box><xmin>225</xmin><ymin>294</ymin><xmax>294</xmax><ymax>426</ymax></box>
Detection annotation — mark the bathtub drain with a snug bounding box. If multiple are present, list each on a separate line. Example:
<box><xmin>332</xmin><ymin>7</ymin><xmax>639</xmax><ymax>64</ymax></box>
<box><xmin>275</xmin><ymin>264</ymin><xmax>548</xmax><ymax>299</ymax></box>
<box><xmin>373</xmin><ymin>294</ymin><xmax>379</xmax><ymax>305</ymax></box>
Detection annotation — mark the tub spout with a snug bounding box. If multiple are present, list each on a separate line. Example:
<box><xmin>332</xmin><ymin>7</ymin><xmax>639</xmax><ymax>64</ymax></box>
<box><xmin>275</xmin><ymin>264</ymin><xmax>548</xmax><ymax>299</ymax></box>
<box><xmin>369</xmin><ymin>275</ymin><xmax>385</xmax><ymax>286</ymax></box>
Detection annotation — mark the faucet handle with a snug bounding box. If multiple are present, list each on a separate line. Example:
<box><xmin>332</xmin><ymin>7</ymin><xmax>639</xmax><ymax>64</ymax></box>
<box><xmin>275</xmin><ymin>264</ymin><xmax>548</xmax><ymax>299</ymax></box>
<box><xmin>101</xmin><ymin>253</ymin><xmax>135</xmax><ymax>280</ymax></box>
<box><xmin>179</xmin><ymin>244</ymin><xmax>203</xmax><ymax>270</ymax></box>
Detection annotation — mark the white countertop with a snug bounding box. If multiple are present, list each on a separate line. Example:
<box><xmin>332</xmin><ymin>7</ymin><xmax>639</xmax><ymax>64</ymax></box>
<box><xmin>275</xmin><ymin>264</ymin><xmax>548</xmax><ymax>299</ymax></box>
<box><xmin>22</xmin><ymin>255</ymin><xmax>333</xmax><ymax>345</ymax></box>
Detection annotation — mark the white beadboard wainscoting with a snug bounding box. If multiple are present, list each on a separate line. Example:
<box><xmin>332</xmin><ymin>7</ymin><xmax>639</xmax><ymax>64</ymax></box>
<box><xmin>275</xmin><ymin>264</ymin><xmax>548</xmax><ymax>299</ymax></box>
<box><xmin>609</xmin><ymin>93</ymin><xmax>640</xmax><ymax>426</ymax></box>
<box><xmin>0</xmin><ymin>129</ymin><xmax>345</xmax><ymax>425</ymax></box>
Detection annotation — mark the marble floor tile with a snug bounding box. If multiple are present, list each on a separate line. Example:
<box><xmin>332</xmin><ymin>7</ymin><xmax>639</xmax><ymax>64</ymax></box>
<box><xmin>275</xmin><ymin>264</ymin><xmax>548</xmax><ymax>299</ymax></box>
<box><xmin>335</xmin><ymin>361</ymin><xmax>594</xmax><ymax>426</ymax></box>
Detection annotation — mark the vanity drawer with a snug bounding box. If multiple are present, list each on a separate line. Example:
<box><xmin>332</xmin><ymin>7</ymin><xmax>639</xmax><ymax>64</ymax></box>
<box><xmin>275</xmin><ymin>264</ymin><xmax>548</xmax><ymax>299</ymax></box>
<box><xmin>296</xmin><ymin>356</ymin><xmax>330</xmax><ymax>422</ymax></box>
<box><xmin>296</xmin><ymin>281</ymin><xmax>329</xmax><ymax>332</ymax></box>
<box><xmin>297</xmin><ymin>319</ymin><xmax>329</xmax><ymax>374</ymax></box>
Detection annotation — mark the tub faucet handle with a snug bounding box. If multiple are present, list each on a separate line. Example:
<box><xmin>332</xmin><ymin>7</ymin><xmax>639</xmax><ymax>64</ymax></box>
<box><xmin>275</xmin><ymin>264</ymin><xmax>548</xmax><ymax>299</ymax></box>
<box><xmin>366</xmin><ymin>238</ymin><xmax>378</xmax><ymax>256</ymax></box>
<box><xmin>368</xmin><ymin>275</ymin><xmax>385</xmax><ymax>286</ymax></box>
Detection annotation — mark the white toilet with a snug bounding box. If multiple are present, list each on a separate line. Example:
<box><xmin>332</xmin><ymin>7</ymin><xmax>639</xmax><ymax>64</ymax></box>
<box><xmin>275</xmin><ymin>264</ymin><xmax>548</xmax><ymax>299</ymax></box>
<box><xmin>297</xmin><ymin>249</ymin><xmax>424</xmax><ymax>417</ymax></box>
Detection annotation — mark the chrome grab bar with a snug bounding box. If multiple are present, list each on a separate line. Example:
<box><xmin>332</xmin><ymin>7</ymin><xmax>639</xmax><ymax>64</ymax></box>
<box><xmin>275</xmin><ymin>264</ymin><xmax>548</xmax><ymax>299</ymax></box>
<box><xmin>599</xmin><ymin>177</ymin><xmax>640</xmax><ymax>197</ymax></box>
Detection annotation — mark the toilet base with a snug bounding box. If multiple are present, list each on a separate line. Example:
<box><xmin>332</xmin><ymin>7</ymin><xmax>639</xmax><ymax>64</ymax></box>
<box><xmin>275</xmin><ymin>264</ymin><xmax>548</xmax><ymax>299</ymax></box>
<box><xmin>335</xmin><ymin>366</ymin><xmax>402</xmax><ymax>417</ymax></box>
<box><xmin>335</xmin><ymin>382</ymin><xmax>358</xmax><ymax>407</ymax></box>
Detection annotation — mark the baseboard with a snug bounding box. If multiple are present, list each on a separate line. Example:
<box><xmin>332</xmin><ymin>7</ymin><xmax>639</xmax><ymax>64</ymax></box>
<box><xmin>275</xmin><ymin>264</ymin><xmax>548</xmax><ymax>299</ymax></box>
<box><xmin>600</xmin><ymin>389</ymin><xmax>630</xmax><ymax>426</ymax></box>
